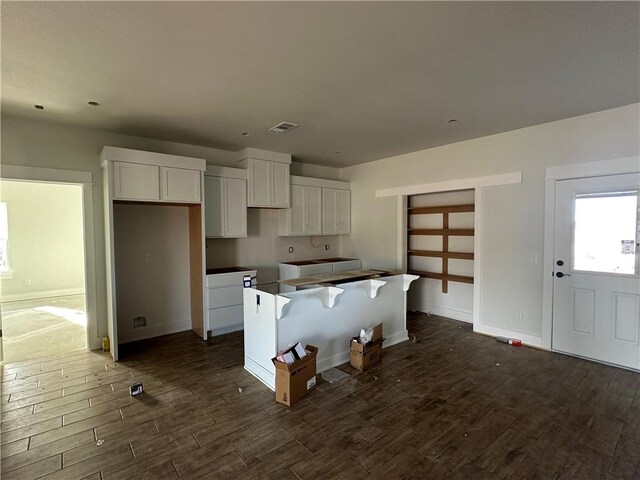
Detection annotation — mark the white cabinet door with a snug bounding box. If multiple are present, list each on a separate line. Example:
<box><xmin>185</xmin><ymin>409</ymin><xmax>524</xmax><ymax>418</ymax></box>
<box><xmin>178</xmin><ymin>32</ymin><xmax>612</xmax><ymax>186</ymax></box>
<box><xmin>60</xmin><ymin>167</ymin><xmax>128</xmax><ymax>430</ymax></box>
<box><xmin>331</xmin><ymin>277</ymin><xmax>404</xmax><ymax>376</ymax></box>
<box><xmin>248</xmin><ymin>159</ymin><xmax>271</xmax><ymax>207</ymax></box>
<box><xmin>271</xmin><ymin>162</ymin><xmax>290</xmax><ymax>208</ymax></box>
<box><xmin>204</xmin><ymin>176</ymin><xmax>247</xmax><ymax>238</ymax></box>
<box><xmin>336</xmin><ymin>189</ymin><xmax>351</xmax><ymax>234</ymax></box>
<box><xmin>204</xmin><ymin>176</ymin><xmax>224</xmax><ymax>237</ymax></box>
<box><xmin>289</xmin><ymin>185</ymin><xmax>306</xmax><ymax>235</ymax></box>
<box><xmin>306</xmin><ymin>186</ymin><xmax>322</xmax><ymax>234</ymax></box>
<box><xmin>113</xmin><ymin>162</ymin><xmax>160</xmax><ymax>201</ymax></box>
<box><xmin>322</xmin><ymin>188</ymin><xmax>350</xmax><ymax>235</ymax></box>
<box><xmin>322</xmin><ymin>188</ymin><xmax>339</xmax><ymax>234</ymax></box>
<box><xmin>224</xmin><ymin>177</ymin><xmax>247</xmax><ymax>237</ymax></box>
<box><xmin>161</xmin><ymin>167</ymin><xmax>201</xmax><ymax>202</ymax></box>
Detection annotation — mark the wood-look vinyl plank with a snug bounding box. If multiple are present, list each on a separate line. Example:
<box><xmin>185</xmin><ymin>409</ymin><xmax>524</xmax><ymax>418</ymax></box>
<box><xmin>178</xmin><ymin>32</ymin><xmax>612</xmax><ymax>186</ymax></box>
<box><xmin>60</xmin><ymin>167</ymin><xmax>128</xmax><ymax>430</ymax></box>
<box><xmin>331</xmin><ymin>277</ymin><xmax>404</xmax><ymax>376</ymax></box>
<box><xmin>578</xmin><ymin>414</ymin><xmax>624</xmax><ymax>457</ymax></box>
<box><xmin>40</xmin><ymin>443</ymin><xmax>133</xmax><ymax>480</ymax></box>
<box><xmin>2</xmin><ymin>313</ymin><xmax>639</xmax><ymax>480</ymax></box>
<box><xmin>1</xmin><ymin>404</ymin><xmax>35</xmax><ymax>423</ymax></box>
<box><xmin>29</xmin><ymin>410</ymin><xmax>122</xmax><ymax>448</ymax></box>
<box><xmin>33</xmin><ymin>385</ymin><xmax>113</xmax><ymax>413</ymax></box>
<box><xmin>1</xmin><ymin>430</ymin><xmax>95</xmax><ymax>474</ymax></box>
<box><xmin>101</xmin><ymin>460</ymin><xmax>180</xmax><ymax>480</ymax></box>
<box><xmin>1</xmin><ymin>416</ymin><xmax>63</xmax><ymax>446</ymax></box>
<box><xmin>93</xmin><ymin>405</ymin><xmax>175</xmax><ymax>439</ymax></box>
<box><xmin>3</xmin><ymin>390</ymin><xmax>63</xmax><ymax>413</ymax></box>
<box><xmin>0</xmin><ymin>437</ymin><xmax>29</xmax><ymax>459</ymax></box>
<box><xmin>608</xmin><ymin>434</ymin><xmax>640</xmax><ymax>479</ymax></box>
<box><xmin>2</xmin><ymin>400</ymin><xmax>89</xmax><ymax>432</ymax></box>
<box><xmin>63</xmin><ymin>420</ymin><xmax>157</xmax><ymax>467</ymax></box>
<box><xmin>1</xmin><ymin>380</ymin><xmax>40</xmax><ymax>396</ymax></box>
<box><xmin>0</xmin><ymin>454</ymin><xmax>62</xmax><ymax>480</ymax></box>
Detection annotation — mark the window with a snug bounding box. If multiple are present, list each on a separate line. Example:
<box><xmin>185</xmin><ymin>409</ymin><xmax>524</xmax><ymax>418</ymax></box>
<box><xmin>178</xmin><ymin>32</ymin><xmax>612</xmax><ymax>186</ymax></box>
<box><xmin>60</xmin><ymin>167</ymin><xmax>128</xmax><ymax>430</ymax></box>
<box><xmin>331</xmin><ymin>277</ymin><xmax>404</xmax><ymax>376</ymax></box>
<box><xmin>0</xmin><ymin>202</ymin><xmax>8</xmax><ymax>273</ymax></box>
<box><xmin>573</xmin><ymin>191</ymin><xmax>638</xmax><ymax>275</ymax></box>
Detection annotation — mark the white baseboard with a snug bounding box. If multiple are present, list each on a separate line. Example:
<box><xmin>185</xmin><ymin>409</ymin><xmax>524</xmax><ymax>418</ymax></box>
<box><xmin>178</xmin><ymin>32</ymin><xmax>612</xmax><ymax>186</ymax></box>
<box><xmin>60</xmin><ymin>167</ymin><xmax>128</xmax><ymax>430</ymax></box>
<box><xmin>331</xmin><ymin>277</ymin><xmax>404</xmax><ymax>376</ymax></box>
<box><xmin>245</xmin><ymin>356</ymin><xmax>275</xmax><ymax>391</ymax></box>
<box><xmin>474</xmin><ymin>322</ymin><xmax>544</xmax><ymax>349</ymax></box>
<box><xmin>413</xmin><ymin>302</ymin><xmax>473</xmax><ymax>323</ymax></box>
<box><xmin>210</xmin><ymin>323</ymin><xmax>243</xmax><ymax>337</ymax></box>
<box><xmin>118</xmin><ymin>319</ymin><xmax>191</xmax><ymax>344</ymax></box>
<box><xmin>1</xmin><ymin>288</ymin><xmax>85</xmax><ymax>303</ymax></box>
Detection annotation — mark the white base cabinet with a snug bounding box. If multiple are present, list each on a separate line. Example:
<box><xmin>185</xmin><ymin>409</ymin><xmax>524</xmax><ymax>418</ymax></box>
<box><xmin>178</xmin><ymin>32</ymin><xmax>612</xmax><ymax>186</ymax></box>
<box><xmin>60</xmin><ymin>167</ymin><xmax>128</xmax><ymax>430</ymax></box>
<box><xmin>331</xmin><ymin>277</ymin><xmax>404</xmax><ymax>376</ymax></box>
<box><xmin>206</xmin><ymin>269</ymin><xmax>257</xmax><ymax>336</ymax></box>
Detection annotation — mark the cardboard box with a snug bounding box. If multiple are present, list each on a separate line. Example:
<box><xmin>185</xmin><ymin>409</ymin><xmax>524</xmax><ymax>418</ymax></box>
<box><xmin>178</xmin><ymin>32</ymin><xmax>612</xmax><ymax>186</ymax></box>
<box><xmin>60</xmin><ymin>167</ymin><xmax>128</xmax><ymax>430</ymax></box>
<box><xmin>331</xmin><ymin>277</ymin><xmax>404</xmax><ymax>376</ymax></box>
<box><xmin>272</xmin><ymin>345</ymin><xmax>318</xmax><ymax>406</ymax></box>
<box><xmin>350</xmin><ymin>323</ymin><xmax>384</xmax><ymax>371</ymax></box>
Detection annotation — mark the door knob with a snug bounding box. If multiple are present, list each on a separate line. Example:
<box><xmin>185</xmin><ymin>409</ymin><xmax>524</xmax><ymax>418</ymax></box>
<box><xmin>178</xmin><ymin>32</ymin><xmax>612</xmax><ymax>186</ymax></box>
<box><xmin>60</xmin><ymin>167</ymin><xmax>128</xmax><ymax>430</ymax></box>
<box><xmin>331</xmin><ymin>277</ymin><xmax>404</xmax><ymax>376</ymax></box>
<box><xmin>555</xmin><ymin>272</ymin><xmax>571</xmax><ymax>278</ymax></box>
<box><xmin>556</xmin><ymin>260</ymin><xmax>564</xmax><ymax>266</ymax></box>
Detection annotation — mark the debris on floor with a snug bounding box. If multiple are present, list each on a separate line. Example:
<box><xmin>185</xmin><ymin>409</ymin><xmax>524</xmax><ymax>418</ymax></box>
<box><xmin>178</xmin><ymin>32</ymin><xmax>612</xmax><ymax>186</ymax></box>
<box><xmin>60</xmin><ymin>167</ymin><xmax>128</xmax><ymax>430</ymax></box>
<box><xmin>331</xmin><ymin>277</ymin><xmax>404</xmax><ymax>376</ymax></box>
<box><xmin>496</xmin><ymin>336</ymin><xmax>522</xmax><ymax>346</ymax></box>
<box><xmin>321</xmin><ymin>367</ymin><xmax>350</xmax><ymax>384</ymax></box>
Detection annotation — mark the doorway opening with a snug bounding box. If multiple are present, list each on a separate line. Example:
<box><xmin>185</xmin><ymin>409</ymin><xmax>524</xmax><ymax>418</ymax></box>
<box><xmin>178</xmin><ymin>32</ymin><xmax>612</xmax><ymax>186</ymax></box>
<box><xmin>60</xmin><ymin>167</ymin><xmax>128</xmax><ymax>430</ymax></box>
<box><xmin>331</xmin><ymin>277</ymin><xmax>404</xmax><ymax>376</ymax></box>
<box><xmin>0</xmin><ymin>180</ymin><xmax>87</xmax><ymax>363</ymax></box>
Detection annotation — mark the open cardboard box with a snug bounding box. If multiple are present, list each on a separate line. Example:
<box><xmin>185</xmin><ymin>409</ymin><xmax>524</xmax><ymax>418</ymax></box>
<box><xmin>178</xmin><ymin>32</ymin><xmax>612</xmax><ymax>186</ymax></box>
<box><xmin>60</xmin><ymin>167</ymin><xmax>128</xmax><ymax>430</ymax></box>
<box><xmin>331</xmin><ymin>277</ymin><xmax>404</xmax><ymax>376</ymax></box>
<box><xmin>272</xmin><ymin>345</ymin><xmax>318</xmax><ymax>406</ymax></box>
<box><xmin>350</xmin><ymin>323</ymin><xmax>384</xmax><ymax>371</ymax></box>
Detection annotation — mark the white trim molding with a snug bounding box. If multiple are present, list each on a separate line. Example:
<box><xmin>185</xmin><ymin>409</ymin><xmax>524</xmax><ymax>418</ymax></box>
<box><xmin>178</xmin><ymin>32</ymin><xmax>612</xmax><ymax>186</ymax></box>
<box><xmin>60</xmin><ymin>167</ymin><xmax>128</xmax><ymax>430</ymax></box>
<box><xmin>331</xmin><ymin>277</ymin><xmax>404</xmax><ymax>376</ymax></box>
<box><xmin>541</xmin><ymin>156</ymin><xmax>640</xmax><ymax>351</ymax></box>
<box><xmin>376</xmin><ymin>172</ymin><xmax>522</xmax><ymax>198</ymax></box>
<box><xmin>0</xmin><ymin>164</ymin><xmax>101</xmax><ymax>351</ymax></box>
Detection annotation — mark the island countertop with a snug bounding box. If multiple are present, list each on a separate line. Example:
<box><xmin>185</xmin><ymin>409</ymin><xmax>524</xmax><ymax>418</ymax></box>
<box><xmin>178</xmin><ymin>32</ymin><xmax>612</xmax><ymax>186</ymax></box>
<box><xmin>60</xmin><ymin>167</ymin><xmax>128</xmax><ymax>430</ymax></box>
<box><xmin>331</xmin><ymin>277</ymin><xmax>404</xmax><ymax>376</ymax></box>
<box><xmin>277</xmin><ymin>268</ymin><xmax>391</xmax><ymax>289</ymax></box>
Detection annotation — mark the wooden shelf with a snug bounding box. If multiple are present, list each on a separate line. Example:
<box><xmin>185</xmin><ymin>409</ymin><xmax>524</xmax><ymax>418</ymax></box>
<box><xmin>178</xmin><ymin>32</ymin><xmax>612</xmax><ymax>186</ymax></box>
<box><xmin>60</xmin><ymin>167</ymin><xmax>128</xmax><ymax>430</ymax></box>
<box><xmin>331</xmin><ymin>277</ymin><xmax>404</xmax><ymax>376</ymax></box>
<box><xmin>408</xmin><ymin>250</ymin><xmax>474</xmax><ymax>260</ymax></box>
<box><xmin>408</xmin><ymin>204</ymin><xmax>475</xmax><ymax>215</ymax></box>
<box><xmin>408</xmin><ymin>228</ymin><xmax>474</xmax><ymax>236</ymax></box>
<box><xmin>407</xmin><ymin>200</ymin><xmax>475</xmax><ymax>293</ymax></box>
<box><xmin>408</xmin><ymin>270</ymin><xmax>474</xmax><ymax>285</ymax></box>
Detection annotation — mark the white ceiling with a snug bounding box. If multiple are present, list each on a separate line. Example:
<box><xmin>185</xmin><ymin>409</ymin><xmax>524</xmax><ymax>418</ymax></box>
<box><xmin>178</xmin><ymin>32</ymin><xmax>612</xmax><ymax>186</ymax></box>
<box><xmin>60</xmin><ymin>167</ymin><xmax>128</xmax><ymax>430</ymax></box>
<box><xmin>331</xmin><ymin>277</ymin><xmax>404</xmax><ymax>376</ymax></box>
<box><xmin>2</xmin><ymin>2</ymin><xmax>638</xmax><ymax>167</ymax></box>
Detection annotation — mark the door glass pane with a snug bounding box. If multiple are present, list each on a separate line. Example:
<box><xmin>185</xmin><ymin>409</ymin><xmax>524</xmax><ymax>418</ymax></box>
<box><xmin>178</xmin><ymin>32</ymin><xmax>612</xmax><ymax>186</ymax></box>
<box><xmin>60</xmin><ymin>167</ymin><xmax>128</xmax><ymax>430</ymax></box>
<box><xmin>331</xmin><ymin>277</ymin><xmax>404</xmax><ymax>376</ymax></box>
<box><xmin>573</xmin><ymin>191</ymin><xmax>638</xmax><ymax>274</ymax></box>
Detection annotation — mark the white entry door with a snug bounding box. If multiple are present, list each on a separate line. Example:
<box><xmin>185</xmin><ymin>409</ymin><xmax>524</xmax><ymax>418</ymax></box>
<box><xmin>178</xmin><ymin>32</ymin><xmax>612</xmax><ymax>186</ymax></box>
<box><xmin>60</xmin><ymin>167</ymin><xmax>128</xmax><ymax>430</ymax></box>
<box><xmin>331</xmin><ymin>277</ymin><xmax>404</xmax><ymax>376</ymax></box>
<box><xmin>552</xmin><ymin>173</ymin><xmax>640</xmax><ymax>369</ymax></box>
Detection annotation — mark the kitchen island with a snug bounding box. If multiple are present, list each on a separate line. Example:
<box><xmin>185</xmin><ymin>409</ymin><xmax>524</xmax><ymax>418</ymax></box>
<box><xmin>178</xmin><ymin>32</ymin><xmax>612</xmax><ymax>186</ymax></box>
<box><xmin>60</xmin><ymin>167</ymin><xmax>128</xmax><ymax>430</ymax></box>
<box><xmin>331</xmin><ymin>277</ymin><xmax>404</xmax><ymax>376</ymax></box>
<box><xmin>243</xmin><ymin>272</ymin><xmax>418</xmax><ymax>390</ymax></box>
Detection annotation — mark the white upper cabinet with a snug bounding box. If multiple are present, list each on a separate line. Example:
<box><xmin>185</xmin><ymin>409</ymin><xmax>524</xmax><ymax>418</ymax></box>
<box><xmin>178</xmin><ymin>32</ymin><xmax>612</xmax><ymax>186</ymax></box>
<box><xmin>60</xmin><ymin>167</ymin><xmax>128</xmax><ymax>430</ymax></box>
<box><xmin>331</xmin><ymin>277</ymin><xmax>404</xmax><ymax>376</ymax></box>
<box><xmin>281</xmin><ymin>184</ymin><xmax>322</xmax><ymax>236</ymax></box>
<box><xmin>161</xmin><ymin>167</ymin><xmax>201</xmax><ymax>203</ymax></box>
<box><xmin>280</xmin><ymin>176</ymin><xmax>351</xmax><ymax>236</ymax></box>
<box><xmin>103</xmin><ymin>147</ymin><xmax>205</xmax><ymax>204</ymax></box>
<box><xmin>238</xmin><ymin>148</ymin><xmax>291</xmax><ymax>208</ymax></box>
<box><xmin>322</xmin><ymin>188</ymin><xmax>351</xmax><ymax>235</ymax></box>
<box><xmin>204</xmin><ymin>166</ymin><xmax>247</xmax><ymax>238</ymax></box>
<box><xmin>113</xmin><ymin>162</ymin><xmax>160</xmax><ymax>201</ymax></box>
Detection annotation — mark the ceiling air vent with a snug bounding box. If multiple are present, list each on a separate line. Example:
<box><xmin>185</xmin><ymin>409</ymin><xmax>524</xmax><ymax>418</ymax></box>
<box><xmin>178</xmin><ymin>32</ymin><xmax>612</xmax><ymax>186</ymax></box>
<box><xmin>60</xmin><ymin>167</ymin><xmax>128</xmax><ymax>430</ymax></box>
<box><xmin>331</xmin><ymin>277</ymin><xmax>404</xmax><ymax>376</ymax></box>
<box><xmin>268</xmin><ymin>122</ymin><xmax>299</xmax><ymax>133</ymax></box>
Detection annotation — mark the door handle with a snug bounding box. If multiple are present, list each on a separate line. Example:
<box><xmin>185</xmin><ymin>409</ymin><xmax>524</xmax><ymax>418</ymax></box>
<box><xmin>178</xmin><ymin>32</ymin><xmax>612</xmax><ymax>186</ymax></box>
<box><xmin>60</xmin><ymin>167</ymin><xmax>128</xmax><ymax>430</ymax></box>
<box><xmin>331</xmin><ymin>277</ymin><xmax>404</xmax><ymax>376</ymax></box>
<box><xmin>555</xmin><ymin>272</ymin><xmax>571</xmax><ymax>278</ymax></box>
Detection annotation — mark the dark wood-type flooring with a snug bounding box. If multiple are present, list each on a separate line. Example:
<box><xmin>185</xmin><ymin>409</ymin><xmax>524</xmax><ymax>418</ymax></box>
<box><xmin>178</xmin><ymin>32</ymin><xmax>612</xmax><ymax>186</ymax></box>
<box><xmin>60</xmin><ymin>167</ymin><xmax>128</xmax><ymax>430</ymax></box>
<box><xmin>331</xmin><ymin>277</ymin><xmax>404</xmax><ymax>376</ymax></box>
<box><xmin>1</xmin><ymin>314</ymin><xmax>639</xmax><ymax>479</ymax></box>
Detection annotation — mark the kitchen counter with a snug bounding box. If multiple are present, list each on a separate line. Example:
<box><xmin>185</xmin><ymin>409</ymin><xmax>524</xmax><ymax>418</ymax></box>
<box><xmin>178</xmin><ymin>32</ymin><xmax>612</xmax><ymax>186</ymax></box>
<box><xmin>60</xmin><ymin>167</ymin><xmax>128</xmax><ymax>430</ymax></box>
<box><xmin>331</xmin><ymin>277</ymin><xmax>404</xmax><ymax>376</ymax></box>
<box><xmin>278</xmin><ymin>269</ymin><xmax>390</xmax><ymax>289</ymax></box>
<box><xmin>206</xmin><ymin>266</ymin><xmax>255</xmax><ymax>275</ymax></box>
<box><xmin>279</xmin><ymin>257</ymin><xmax>359</xmax><ymax>266</ymax></box>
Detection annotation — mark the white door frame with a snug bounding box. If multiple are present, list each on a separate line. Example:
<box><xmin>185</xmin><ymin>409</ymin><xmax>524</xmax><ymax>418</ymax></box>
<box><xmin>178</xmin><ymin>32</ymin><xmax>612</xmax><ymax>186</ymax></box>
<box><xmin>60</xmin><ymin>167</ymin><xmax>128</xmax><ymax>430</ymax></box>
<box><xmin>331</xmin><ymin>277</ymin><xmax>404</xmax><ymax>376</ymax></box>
<box><xmin>0</xmin><ymin>164</ymin><xmax>100</xmax><ymax>351</ymax></box>
<box><xmin>542</xmin><ymin>156</ymin><xmax>640</xmax><ymax>350</ymax></box>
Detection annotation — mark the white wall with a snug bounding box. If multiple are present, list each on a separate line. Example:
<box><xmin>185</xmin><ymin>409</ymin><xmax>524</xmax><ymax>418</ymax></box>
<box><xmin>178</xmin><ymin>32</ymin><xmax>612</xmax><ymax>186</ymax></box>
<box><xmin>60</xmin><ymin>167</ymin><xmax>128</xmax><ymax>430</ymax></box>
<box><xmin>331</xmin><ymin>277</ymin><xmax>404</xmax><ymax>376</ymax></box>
<box><xmin>0</xmin><ymin>180</ymin><xmax>85</xmax><ymax>301</ymax></box>
<box><xmin>113</xmin><ymin>204</ymin><xmax>191</xmax><ymax>343</ymax></box>
<box><xmin>206</xmin><ymin>209</ymin><xmax>341</xmax><ymax>292</ymax></box>
<box><xmin>0</xmin><ymin>115</ymin><xmax>341</xmax><ymax>341</ymax></box>
<box><xmin>340</xmin><ymin>104</ymin><xmax>640</xmax><ymax>343</ymax></box>
<box><xmin>408</xmin><ymin>189</ymin><xmax>474</xmax><ymax>322</ymax></box>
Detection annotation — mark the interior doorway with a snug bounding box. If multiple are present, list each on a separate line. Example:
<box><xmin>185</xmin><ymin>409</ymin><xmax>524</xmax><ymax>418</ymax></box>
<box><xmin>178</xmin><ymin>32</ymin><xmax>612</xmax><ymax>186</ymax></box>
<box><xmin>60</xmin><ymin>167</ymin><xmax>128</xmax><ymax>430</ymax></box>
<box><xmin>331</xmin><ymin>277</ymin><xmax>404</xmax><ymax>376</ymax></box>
<box><xmin>0</xmin><ymin>180</ymin><xmax>87</xmax><ymax>363</ymax></box>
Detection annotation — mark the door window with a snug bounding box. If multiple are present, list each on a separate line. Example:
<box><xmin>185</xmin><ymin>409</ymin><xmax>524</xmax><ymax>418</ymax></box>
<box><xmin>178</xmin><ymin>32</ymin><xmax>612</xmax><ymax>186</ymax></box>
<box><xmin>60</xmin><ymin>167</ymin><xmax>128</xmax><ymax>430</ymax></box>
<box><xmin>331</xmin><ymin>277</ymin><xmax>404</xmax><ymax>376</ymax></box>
<box><xmin>573</xmin><ymin>190</ymin><xmax>638</xmax><ymax>275</ymax></box>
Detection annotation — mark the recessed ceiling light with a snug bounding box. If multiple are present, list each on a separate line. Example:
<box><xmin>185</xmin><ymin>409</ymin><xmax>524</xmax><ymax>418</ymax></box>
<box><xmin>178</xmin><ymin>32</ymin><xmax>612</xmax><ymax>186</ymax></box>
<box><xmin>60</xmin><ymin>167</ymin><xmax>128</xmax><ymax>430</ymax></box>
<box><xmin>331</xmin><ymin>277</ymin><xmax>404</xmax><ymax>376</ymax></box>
<box><xmin>447</xmin><ymin>119</ymin><xmax>458</xmax><ymax>124</ymax></box>
<box><xmin>241</xmin><ymin>132</ymin><xmax>250</xmax><ymax>136</ymax></box>
<box><xmin>34</xmin><ymin>104</ymin><xmax>44</xmax><ymax>110</ymax></box>
<box><xmin>88</xmin><ymin>101</ymin><xmax>100</xmax><ymax>107</ymax></box>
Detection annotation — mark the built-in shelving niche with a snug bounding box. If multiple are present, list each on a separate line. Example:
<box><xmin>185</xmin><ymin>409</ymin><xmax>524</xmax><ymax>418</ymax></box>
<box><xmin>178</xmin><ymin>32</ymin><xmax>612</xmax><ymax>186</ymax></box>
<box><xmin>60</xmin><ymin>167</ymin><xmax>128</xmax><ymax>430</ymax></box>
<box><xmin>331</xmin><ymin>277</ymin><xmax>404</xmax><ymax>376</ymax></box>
<box><xmin>407</xmin><ymin>202</ymin><xmax>474</xmax><ymax>293</ymax></box>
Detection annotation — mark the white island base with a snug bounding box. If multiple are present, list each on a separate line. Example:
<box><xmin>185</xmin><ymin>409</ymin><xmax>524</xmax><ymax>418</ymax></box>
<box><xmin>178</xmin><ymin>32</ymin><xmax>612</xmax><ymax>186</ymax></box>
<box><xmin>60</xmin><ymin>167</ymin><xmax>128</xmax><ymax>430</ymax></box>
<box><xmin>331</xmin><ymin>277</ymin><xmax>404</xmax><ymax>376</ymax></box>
<box><xmin>243</xmin><ymin>274</ymin><xmax>419</xmax><ymax>391</ymax></box>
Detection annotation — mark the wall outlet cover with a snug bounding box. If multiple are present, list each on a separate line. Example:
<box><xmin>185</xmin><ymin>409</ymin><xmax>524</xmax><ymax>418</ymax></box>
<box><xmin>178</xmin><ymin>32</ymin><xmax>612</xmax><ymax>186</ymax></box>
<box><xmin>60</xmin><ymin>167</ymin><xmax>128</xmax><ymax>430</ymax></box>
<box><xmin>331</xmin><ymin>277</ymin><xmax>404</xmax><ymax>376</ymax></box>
<box><xmin>133</xmin><ymin>316</ymin><xmax>147</xmax><ymax>328</ymax></box>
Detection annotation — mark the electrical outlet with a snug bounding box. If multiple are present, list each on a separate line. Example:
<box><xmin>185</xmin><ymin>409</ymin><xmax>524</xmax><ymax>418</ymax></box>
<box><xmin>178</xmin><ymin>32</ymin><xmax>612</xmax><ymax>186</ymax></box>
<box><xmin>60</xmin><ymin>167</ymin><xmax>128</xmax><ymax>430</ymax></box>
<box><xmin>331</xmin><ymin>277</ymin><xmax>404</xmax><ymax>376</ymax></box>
<box><xmin>325</xmin><ymin>244</ymin><xmax>330</xmax><ymax>251</ymax></box>
<box><xmin>145</xmin><ymin>253</ymin><xmax>152</xmax><ymax>263</ymax></box>
<box><xmin>24</xmin><ymin>279</ymin><xmax>31</xmax><ymax>286</ymax></box>
<box><xmin>530</xmin><ymin>254</ymin><xmax>538</xmax><ymax>264</ymax></box>
<box><xmin>133</xmin><ymin>316</ymin><xmax>147</xmax><ymax>328</ymax></box>
<box><xmin>519</xmin><ymin>311</ymin><xmax>526</xmax><ymax>321</ymax></box>
<box><xmin>288</xmin><ymin>246</ymin><xmax>294</xmax><ymax>253</ymax></box>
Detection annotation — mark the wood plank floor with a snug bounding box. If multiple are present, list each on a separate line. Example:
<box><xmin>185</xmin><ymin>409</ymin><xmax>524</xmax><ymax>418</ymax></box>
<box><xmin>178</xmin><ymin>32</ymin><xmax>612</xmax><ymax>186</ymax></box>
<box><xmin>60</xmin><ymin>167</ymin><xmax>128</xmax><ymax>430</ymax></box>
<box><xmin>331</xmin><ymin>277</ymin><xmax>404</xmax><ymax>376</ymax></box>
<box><xmin>1</xmin><ymin>313</ymin><xmax>639</xmax><ymax>479</ymax></box>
